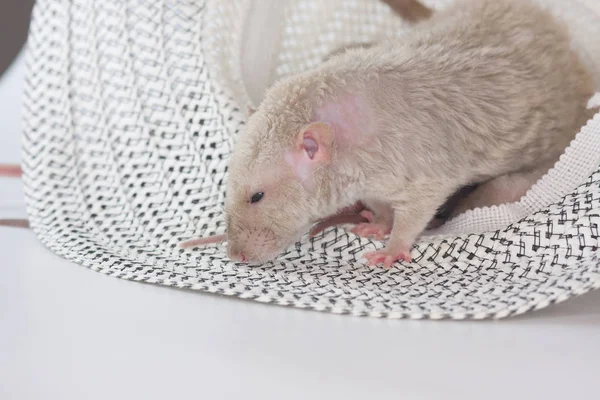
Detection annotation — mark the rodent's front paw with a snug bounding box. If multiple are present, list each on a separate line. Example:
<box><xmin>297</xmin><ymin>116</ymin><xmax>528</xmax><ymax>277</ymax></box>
<box><xmin>363</xmin><ymin>247</ymin><xmax>412</xmax><ymax>268</ymax></box>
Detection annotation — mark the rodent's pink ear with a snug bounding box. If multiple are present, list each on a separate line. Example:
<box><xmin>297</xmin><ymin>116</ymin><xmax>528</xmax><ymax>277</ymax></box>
<box><xmin>285</xmin><ymin>122</ymin><xmax>334</xmax><ymax>191</ymax></box>
<box><xmin>297</xmin><ymin>122</ymin><xmax>333</xmax><ymax>163</ymax></box>
<box><xmin>247</xmin><ymin>105</ymin><xmax>256</xmax><ymax>116</ymax></box>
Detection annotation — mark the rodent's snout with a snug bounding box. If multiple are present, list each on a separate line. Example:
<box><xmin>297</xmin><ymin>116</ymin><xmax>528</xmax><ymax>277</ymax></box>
<box><xmin>227</xmin><ymin>236</ymin><xmax>262</xmax><ymax>263</ymax></box>
<box><xmin>227</xmin><ymin>245</ymin><xmax>247</xmax><ymax>263</ymax></box>
<box><xmin>226</xmin><ymin>226</ymin><xmax>283</xmax><ymax>264</ymax></box>
<box><xmin>227</xmin><ymin>239</ymin><xmax>272</xmax><ymax>264</ymax></box>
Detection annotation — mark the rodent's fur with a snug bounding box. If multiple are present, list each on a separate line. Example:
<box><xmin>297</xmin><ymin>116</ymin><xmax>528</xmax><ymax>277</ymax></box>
<box><xmin>381</xmin><ymin>0</ymin><xmax>433</xmax><ymax>22</ymax></box>
<box><xmin>225</xmin><ymin>0</ymin><xmax>595</xmax><ymax>265</ymax></box>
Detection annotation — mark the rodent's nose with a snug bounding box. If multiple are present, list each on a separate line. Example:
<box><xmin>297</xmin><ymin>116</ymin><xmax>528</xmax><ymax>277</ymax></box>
<box><xmin>227</xmin><ymin>247</ymin><xmax>247</xmax><ymax>263</ymax></box>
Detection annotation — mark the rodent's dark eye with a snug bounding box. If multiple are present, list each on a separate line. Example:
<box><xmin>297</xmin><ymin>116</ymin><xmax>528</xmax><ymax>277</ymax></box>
<box><xmin>250</xmin><ymin>192</ymin><xmax>264</xmax><ymax>204</ymax></box>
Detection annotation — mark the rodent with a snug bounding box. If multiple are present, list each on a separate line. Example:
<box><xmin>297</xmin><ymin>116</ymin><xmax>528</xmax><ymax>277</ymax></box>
<box><xmin>186</xmin><ymin>0</ymin><xmax>597</xmax><ymax>267</ymax></box>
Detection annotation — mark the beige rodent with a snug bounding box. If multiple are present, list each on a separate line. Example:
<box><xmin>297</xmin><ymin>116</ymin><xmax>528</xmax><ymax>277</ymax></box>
<box><xmin>189</xmin><ymin>0</ymin><xmax>596</xmax><ymax>267</ymax></box>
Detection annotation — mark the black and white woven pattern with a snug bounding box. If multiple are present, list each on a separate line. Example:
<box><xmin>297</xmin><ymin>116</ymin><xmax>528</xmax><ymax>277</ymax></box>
<box><xmin>22</xmin><ymin>0</ymin><xmax>600</xmax><ymax>319</ymax></box>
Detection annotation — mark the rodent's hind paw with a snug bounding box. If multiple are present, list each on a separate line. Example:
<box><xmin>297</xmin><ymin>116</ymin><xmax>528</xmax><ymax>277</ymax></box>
<box><xmin>351</xmin><ymin>222</ymin><xmax>390</xmax><ymax>240</ymax></box>
<box><xmin>359</xmin><ymin>209</ymin><xmax>375</xmax><ymax>222</ymax></box>
<box><xmin>363</xmin><ymin>248</ymin><xmax>412</xmax><ymax>268</ymax></box>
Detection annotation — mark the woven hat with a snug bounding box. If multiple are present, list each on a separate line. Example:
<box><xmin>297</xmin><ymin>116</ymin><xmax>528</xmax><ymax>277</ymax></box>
<box><xmin>23</xmin><ymin>0</ymin><xmax>600</xmax><ymax>319</ymax></box>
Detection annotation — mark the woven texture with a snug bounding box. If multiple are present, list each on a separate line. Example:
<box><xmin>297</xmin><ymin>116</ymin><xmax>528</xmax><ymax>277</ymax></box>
<box><xmin>22</xmin><ymin>0</ymin><xmax>600</xmax><ymax>319</ymax></box>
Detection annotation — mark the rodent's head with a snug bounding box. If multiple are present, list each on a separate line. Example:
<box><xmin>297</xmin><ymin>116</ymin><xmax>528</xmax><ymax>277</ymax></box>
<box><xmin>224</xmin><ymin>104</ymin><xmax>335</xmax><ymax>263</ymax></box>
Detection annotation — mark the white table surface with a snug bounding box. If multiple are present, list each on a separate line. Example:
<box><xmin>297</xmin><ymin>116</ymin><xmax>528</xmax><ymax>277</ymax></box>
<box><xmin>2</xmin><ymin>50</ymin><xmax>600</xmax><ymax>400</ymax></box>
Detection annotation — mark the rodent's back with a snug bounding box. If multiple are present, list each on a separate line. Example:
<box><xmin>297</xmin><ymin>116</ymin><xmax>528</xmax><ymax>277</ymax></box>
<box><xmin>422</xmin><ymin>0</ymin><xmax>593</xmax><ymax>174</ymax></box>
<box><xmin>337</xmin><ymin>0</ymin><xmax>595</xmax><ymax>182</ymax></box>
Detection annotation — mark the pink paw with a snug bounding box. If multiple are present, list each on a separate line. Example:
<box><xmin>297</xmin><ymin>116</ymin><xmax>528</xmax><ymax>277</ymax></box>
<box><xmin>351</xmin><ymin>222</ymin><xmax>390</xmax><ymax>240</ymax></box>
<box><xmin>359</xmin><ymin>210</ymin><xmax>375</xmax><ymax>223</ymax></box>
<box><xmin>363</xmin><ymin>249</ymin><xmax>412</xmax><ymax>268</ymax></box>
